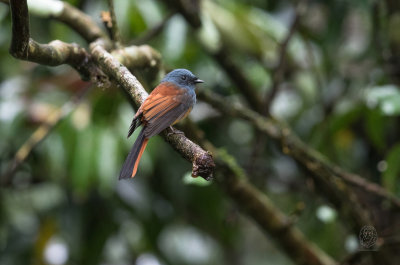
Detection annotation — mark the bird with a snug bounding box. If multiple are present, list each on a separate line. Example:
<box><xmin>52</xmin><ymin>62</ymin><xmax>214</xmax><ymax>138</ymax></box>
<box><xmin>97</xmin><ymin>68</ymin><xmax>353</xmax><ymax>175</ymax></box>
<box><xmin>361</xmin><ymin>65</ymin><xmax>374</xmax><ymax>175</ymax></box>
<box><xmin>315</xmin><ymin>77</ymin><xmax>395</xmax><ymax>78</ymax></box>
<box><xmin>119</xmin><ymin>69</ymin><xmax>204</xmax><ymax>179</ymax></box>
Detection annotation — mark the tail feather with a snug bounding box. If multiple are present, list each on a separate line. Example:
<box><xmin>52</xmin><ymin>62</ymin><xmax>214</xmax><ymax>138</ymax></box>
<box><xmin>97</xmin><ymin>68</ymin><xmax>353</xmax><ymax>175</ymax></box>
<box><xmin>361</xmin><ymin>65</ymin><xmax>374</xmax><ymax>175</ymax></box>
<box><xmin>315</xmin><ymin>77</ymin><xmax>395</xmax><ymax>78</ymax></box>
<box><xmin>119</xmin><ymin>128</ymin><xmax>149</xmax><ymax>179</ymax></box>
<box><xmin>127</xmin><ymin>115</ymin><xmax>142</xmax><ymax>138</ymax></box>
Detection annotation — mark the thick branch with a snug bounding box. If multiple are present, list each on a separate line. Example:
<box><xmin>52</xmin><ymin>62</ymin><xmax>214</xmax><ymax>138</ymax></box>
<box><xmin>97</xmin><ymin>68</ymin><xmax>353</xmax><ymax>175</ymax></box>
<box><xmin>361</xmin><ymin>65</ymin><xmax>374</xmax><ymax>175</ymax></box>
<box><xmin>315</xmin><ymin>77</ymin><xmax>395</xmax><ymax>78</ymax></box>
<box><xmin>9</xmin><ymin>0</ymin><xmax>30</xmax><ymax>58</ymax></box>
<box><xmin>90</xmin><ymin>40</ymin><xmax>215</xmax><ymax>179</ymax></box>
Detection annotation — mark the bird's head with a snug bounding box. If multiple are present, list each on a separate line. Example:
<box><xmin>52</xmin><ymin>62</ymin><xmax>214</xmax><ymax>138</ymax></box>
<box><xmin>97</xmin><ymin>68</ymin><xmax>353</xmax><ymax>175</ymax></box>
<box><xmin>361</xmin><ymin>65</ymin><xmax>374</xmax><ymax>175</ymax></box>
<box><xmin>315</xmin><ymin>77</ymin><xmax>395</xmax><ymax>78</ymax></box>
<box><xmin>161</xmin><ymin>69</ymin><xmax>204</xmax><ymax>89</ymax></box>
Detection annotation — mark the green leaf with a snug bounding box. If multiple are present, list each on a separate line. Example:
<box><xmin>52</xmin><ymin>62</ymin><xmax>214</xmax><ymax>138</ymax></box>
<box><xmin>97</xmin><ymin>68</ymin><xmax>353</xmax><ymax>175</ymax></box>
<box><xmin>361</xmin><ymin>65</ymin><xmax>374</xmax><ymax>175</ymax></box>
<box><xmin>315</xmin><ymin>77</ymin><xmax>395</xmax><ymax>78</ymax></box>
<box><xmin>182</xmin><ymin>172</ymin><xmax>212</xmax><ymax>187</ymax></box>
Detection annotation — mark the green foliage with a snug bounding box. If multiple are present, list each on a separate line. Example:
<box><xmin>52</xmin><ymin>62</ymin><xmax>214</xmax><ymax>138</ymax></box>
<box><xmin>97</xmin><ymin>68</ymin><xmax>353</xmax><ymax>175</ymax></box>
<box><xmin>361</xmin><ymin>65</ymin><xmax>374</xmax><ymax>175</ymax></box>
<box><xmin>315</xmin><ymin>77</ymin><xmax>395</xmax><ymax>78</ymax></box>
<box><xmin>182</xmin><ymin>172</ymin><xmax>212</xmax><ymax>186</ymax></box>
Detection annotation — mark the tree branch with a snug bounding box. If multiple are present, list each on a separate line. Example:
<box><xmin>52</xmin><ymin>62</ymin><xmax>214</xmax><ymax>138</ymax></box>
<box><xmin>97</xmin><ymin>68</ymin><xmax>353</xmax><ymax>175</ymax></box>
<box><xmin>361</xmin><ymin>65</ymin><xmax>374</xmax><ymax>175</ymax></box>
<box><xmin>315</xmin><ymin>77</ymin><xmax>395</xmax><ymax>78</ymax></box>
<box><xmin>105</xmin><ymin>0</ymin><xmax>121</xmax><ymax>44</ymax></box>
<box><xmin>9</xmin><ymin>0</ymin><xmax>29</xmax><ymax>58</ymax></box>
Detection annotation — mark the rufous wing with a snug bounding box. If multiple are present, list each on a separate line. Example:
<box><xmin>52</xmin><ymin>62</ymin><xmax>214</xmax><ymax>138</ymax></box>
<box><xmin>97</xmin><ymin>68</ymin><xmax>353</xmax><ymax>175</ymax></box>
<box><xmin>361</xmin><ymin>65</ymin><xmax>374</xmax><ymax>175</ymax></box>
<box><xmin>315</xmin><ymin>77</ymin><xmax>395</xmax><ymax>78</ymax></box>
<box><xmin>139</xmin><ymin>83</ymin><xmax>192</xmax><ymax>137</ymax></box>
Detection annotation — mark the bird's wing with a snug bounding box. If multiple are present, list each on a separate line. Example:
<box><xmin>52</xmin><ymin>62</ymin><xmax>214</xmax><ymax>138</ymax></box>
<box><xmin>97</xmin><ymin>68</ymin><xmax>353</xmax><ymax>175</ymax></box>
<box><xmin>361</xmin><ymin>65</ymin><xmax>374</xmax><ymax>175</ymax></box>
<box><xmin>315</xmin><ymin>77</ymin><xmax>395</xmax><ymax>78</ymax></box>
<box><xmin>140</xmin><ymin>83</ymin><xmax>191</xmax><ymax>137</ymax></box>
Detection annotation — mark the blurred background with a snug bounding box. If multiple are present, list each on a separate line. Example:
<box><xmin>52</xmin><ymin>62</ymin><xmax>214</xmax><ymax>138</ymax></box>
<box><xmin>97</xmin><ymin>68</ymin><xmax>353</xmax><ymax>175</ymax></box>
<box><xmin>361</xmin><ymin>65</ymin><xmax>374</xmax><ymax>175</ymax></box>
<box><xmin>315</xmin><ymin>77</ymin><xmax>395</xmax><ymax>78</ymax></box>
<box><xmin>1</xmin><ymin>0</ymin><xmax>400</xmax><ymax>264</ymax></box>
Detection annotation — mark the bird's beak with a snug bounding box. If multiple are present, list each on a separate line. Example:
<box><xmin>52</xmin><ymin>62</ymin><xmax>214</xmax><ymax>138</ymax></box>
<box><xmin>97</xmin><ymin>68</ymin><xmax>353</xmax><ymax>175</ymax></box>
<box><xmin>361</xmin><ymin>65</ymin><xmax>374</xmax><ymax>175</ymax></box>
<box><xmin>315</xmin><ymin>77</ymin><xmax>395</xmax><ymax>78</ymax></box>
<box><xmin>194</xmin><ymin>78</ymin><xmax>204</xmax><ymax>84</ymax></box>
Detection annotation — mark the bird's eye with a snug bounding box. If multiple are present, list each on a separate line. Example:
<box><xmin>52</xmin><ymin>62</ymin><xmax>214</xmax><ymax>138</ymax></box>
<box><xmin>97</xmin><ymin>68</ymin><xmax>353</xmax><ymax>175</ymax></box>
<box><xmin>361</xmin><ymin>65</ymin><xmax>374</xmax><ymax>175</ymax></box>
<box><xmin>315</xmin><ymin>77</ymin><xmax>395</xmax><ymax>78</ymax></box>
<box><xmin>181</xmin><ymin>76</ymin><xmax>187</xmax><ymax>80</ymax></box>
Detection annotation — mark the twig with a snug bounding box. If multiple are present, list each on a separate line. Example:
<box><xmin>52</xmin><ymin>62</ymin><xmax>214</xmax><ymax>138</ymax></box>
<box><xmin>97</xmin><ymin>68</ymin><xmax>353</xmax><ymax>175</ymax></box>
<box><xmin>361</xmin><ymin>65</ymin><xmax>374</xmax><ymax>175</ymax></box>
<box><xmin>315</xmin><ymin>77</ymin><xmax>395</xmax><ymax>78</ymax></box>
<box><xmin>103</xmin><ymin>0</ymin><xmax>121</xmax><ymax>45</ymax></box>
<box><xmin>264</xmin><ymin>0</ymin><xmax>307</xmax><ymax>115</ymax></box>
<box><xmin>90</xmin><ymin>39</ymin><xmax>215</xmax><ymax>179</ymax></box>
<box><xmin>3</xmin><ymin>84</ymin><xmax>92</xmax><ymax>183</ymax></box>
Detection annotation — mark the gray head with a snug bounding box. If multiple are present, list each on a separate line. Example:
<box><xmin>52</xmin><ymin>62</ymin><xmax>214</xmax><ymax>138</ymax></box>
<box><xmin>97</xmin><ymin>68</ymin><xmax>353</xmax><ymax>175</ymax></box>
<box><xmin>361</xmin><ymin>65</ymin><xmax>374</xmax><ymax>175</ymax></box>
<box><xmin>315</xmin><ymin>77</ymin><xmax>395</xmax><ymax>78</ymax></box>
<box><xmin>161</xmin><ymin>69</ymin><xmax>204</xmax><ymax>89</ymax></box>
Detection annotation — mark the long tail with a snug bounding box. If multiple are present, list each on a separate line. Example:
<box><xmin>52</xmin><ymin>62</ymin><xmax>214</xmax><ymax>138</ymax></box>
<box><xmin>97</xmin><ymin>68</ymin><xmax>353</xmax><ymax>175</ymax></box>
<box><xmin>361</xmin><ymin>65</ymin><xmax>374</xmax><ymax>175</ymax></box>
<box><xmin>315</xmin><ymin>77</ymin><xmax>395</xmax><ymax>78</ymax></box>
<box><xmin>119</xmin><ymin>128</ymin><xmax>149</xmax><ymax>179</ymax></box>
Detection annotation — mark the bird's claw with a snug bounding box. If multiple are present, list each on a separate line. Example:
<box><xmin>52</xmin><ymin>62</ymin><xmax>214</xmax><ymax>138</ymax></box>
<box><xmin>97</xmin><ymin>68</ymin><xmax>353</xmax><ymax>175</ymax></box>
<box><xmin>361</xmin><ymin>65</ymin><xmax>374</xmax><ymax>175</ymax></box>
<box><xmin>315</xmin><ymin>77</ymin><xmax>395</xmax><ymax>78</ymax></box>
<box><xmin>167</xmin><ymin>126</ymin><xmax>185</xmax><ymax>137</ymax></box>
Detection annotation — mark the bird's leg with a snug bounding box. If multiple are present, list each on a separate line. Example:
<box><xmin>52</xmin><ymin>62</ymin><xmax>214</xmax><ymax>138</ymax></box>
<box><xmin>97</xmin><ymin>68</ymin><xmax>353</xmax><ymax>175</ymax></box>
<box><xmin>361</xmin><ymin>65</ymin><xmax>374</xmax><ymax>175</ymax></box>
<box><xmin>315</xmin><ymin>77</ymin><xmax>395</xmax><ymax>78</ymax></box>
<box><xmin>167</xmin><ymin>126</ymin><xmax>185</xmax><ymax>136</ymax></box>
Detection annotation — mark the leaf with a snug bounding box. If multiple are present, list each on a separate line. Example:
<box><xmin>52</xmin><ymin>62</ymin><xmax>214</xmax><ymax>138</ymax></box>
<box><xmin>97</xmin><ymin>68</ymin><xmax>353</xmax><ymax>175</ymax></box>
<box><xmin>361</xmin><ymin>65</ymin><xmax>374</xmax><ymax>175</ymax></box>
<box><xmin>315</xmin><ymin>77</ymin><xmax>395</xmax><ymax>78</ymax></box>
<box><xmin>182</xmin><ymin>172</ymin><xmax>212</xmax><ymax>187</ymax></box>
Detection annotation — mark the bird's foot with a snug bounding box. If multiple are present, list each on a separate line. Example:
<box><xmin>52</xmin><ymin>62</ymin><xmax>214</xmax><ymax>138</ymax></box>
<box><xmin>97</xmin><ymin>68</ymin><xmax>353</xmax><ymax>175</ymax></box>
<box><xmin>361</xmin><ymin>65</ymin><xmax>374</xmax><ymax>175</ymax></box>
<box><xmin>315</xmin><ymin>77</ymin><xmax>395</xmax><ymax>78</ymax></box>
<box><xmin>167</xmin><ymin>126</ymin><xmax>185</xmax><ymax>137</ymax></box>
